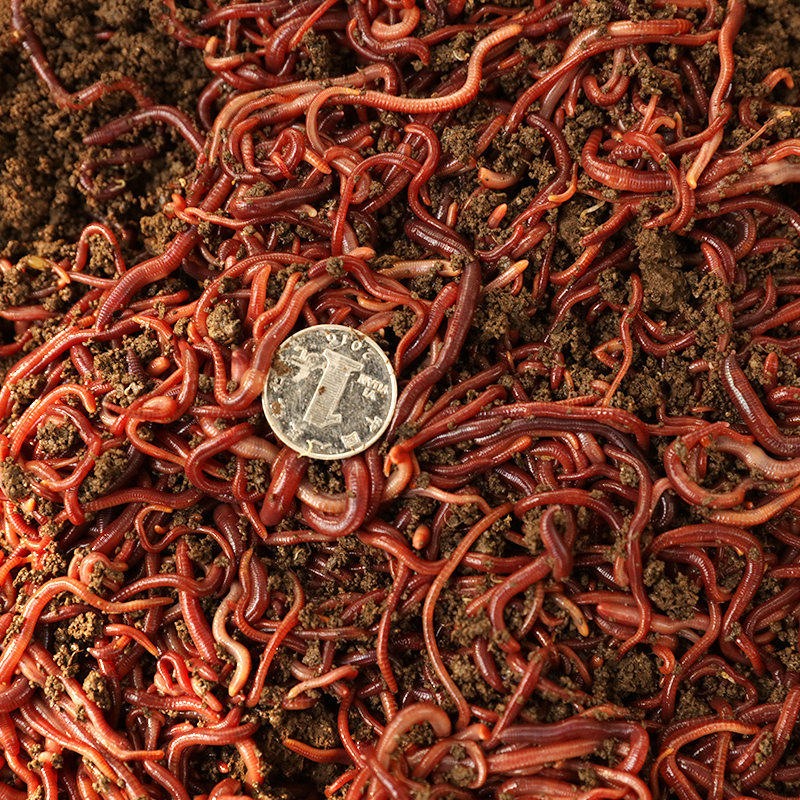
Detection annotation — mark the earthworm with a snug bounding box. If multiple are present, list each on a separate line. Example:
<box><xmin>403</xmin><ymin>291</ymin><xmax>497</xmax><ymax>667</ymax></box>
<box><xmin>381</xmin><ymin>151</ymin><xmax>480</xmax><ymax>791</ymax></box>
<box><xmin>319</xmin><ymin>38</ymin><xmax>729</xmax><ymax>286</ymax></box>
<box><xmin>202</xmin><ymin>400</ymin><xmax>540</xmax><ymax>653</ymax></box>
<box><xmin>4</xmin><ymin>2</ymin><xmax>800</xmax><ymax>798</ymax></box>
<box><xmin>721</xmin><ymin>353</ymin><xmax>800</xmax><ymax>457</ymax></box>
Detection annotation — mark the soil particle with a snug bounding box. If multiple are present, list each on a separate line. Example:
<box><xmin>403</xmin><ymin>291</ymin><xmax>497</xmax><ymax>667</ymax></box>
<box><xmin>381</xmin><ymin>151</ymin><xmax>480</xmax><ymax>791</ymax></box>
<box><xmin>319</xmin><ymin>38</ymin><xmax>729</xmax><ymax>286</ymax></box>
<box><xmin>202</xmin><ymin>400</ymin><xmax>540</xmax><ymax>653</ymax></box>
<box><xmin>562</xmin><ymin>108</ymin><xmax>605</xmax><ymax>159</ymax></box>
<box><xmin>442</xmin><ymin>749</ymin><xmax>476</xmax><ymax>789</ymax></box>
<box><xmin>557</xmin><ymin>197</ymin><xmax>599</xmax><ymax>257</ymax></box>
<box><xmin>207</xmin><ymin>302</ymin><xmax>244</xmax><ymax>347</ymax></box>
<box><xmin>496</xmin><ymin>124</ymin><xmax>544</xmax><ymax>176</ymax></box>
<box><xmin>570</xmin><ymin>0</ymin><xmax>614</xmax><ymax>36</ymax></box>
<box><xmin>44</xmin><ymin>675</ymin><xmax>62</xmax><ymax>707</ymax></box>
<box><xmin>307</xmin><ymin>460</ymin><xmax>345</xmax><ymax>494</ymax></box>
<box><xmin>0</xmin><ymin>0</ymin><xmax>207</xmax><ymax>257</ymax></box>
<box><xmin>591</xmin><ymin>647</ymin><xmax>658</xmax><ymax>704</ymax></box>
<box><xmin>246</xmin><ymin>459</ymin><xmax>271</xmax><ymax>496</ymax></box>
<box><xmin>473</xmin><ymin>287</ymin><xmax>535</xmax><ymax>343</ymax></box>
<box><xmin>129</xmin><ymin>332</ymin><xmax>160</xmax><ymax>362</ymax></box>
<box><xmin>83</xmin><ymin>670</ymin><xmax>112</xmax><ymax>710</ymax></box>
<box><xmin>36</xmin><ymin>419</ymin><xmax>79</xmax><ymax>455</ymax></box>
<box><xmin>429</xmin><ymin>31</ymin><xmax>473</xmax><ymax>71</ymax></box>
<box><xmin>185</xmin><ymin>533</ymin><xmax>216</xmax><ymax>566</ymax></box>
<box><xmin>267</xmin><ymin>263</ymin><xmax>309</xmax><ymax>300</ymax></box>
<box><xmin>66</xmin><ymin>611</ymin><xmax>103</xmax><ymax>642</ymax></box>
<box><xmin>447</xmin><ymin>602</ymin><xmax>494</xmax><ymax>649</ymax></box>
<box><xmin>140</xmin><ymin>211</ymin><xmax>188</xmax><ymax>256</ymax></box>
<box><xmin>8</xmin><ymin>374</ymin><xmax>46</xmax><ymax>413</ymax></box>
<box><xmin>675</xmin><ymin>686</ymin><xmax>713</xmax><ymax>721</ymax></box>
<box><xmin>296</xmin><ymin>29</ymin><xmax>349</xmax><ymax>81</ymax></box>
<box><xmin>94</xmin><ymin>347</ymin><xmax>151</xmax><ymax>405</ymax></box>
<box><xmin>776</xmin><ymin>640</ymin><xmax>800</xmax><ymax>671</ymax></box>
<box><xmin>78</xmin><ymin>448</ymin><xmax>128</xmax><ymax>502</ymax></box>
<box><xmin>1</xmin><ymin>458</ymin><xmax>31</xmax><ymax>501</ymax></box>
<box><xmin>0</xmin><ymin>266</ymin><xmax>32</xmax><ymax>308</ymax></box>
<box><xmin>259</xmin><ymin>704</ymin><xmax>338</xmax><ymax>781</ymax></box>
<box><xmin>392</xmin><ymin>307</ymin><xmax>418</xmax><ymax>339</ymax></box>
<box><xmin>643</xmin><ymin>558</ymin><xmax>700</xmax><ymax>620</ymax></box>
<box><xmin>635</xmin><ymin>226</ymin><xmax>688</xmax><ymax>313</ymax></box>
<box><xmin>616</xmin><ymin>650</ymin><xmax>658</xmax><ymax>695</ymax></box>
<box><xmin>441</xmin><ymin>125</ymin><xmax>478</xmax><ymax>166</ymax></box>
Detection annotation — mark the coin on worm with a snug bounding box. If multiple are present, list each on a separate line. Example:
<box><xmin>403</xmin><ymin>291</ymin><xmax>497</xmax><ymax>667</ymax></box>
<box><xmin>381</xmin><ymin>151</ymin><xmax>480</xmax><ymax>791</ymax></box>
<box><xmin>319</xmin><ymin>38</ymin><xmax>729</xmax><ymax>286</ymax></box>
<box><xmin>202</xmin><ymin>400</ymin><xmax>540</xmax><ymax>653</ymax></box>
<box><xmin>263</xmin><ymin>325</ymin><xmax>398</xmax><ymax>460</ymax></box>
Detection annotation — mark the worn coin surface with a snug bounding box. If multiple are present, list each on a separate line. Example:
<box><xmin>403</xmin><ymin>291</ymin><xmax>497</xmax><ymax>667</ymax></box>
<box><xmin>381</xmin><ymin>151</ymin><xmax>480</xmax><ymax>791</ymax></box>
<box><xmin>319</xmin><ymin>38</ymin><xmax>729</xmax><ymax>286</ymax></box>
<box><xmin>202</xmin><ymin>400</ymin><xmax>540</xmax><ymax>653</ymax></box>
<box><xmin>263</xmin><ymin>325</ymin><xmax>398</xmax><ymax>460</ymax></box>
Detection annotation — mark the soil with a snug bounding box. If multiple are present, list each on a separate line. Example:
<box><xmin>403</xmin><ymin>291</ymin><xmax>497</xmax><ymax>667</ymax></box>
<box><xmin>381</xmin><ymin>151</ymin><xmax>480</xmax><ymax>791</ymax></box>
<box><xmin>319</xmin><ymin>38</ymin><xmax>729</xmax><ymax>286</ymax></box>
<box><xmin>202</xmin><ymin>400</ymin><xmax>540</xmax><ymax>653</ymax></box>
<box><xmin>207</xmin><ymin>302</ymin><xmax>244</xmax><ymax>347</ymax></box>
<box><xmin>3</xmin><ymin>0</ymin><xmax>800</xmax><ymax>797</ymax></box>
<box><xmin>0</xmin><ymin>0</ymin><xmax>206</xmax><ymax>259</ymax></box>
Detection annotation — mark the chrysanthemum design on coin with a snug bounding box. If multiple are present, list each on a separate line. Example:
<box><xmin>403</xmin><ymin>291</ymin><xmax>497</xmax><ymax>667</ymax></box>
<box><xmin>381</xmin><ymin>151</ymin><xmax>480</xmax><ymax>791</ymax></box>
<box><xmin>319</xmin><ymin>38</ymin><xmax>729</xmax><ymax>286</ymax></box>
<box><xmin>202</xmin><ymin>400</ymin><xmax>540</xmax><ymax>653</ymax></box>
<box><xmin>263</xmin><ymin>325</ymin><xmax>397</xmax><ymax>460</ymax></box>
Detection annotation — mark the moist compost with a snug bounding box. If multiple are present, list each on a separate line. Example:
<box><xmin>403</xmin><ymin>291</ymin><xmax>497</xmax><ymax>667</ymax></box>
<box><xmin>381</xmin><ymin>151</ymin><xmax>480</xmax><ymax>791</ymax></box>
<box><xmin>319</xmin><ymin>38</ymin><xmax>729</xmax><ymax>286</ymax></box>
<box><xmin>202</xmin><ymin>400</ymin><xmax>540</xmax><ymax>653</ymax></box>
<box><xmin>1</xmin><ymin>0</ymin><xmax>800</xmax><ymax>799</ymax></box>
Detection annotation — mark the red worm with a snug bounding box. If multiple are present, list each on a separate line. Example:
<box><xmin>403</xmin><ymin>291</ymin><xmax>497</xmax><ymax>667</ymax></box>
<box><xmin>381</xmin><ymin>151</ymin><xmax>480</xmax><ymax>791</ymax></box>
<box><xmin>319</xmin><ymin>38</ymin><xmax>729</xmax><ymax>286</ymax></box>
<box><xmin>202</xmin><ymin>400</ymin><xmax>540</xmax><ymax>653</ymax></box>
<box><xmin>94</xmin><ymin>176</ymin><xmax>234</xmax><ymax>330</ymax></box>
<box><xmin>376</xmin><ymin>564</ymin><xmax>410</xmax><ymax>694</ymax></box>
<box><xmin>390</xmin><ymin>253</ymin><xmax>480</xmax><ymax>433</ymax></box>
<box><xmin>721</xmin><ymin>353</ymin><xmax>800</xmax><ymax>457</ymax></box>
<box><xmin>6</xmin><ymin>2</ymin><xmax>800</xmax><ymax>798</ymax></box>
<box><xmin>0</xmin><ymin>578</ymin><xmax>170</xmax><ymax>683</ymax></box>
<box><xmin>301</xmin><ymin>456</ymin><xmax>370</xmax><ymax>536</ymax></box>
<box><xmin>423</xmin><ymin>503</ymin><xmax>512</xmax><ymax>729</ymax></box>
<box><xmin>582</xmin><ymin>130</ymin><xmax>672</xmax><ymax>194</ymax></box>
<box><xmin>246</xmin><ymin>570</ymin><xmax>305</xmax><ymax>707</ymax></box>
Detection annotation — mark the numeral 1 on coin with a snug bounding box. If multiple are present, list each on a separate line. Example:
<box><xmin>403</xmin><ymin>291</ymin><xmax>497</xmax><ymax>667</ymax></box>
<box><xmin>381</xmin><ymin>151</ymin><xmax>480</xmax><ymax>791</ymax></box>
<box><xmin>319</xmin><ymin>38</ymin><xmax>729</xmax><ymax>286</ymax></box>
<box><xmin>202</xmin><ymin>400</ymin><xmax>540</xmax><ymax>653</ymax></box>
<box><xmin>303</xmin><ymin>348</ymin><xmax>362</xmax><ymax>428</ymax></box>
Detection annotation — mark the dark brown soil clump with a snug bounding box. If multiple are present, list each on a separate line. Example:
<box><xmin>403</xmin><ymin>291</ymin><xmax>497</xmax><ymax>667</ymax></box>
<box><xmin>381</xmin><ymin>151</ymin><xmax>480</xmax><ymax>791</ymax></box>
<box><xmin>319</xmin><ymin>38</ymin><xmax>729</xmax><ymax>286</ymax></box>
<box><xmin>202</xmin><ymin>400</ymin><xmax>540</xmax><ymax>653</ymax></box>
<box><xmin>0</xmin><ymin>0</ymin><xmax>206</xmax><ymax>258</ymax></box>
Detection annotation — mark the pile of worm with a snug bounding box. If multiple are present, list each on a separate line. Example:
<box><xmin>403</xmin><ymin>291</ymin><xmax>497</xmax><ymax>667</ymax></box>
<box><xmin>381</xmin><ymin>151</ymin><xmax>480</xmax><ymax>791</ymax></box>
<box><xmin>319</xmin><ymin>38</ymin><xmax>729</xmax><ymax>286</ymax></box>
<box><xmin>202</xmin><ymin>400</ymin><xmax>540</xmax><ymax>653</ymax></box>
<box><xmin>3</xmin><ymin>0</ymin><xmax>800</xmax><ymax>798</ymax></box>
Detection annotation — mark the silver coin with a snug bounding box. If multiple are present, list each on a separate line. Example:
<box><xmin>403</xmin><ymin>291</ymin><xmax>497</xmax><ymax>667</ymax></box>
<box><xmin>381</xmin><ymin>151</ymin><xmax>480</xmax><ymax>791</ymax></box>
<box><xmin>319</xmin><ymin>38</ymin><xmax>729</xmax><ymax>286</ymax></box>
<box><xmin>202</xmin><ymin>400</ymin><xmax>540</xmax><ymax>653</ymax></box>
<box><xmin>263</xmin><ymin>325</ymin><xmax>398</xmax><ymax>460</ymax></box>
